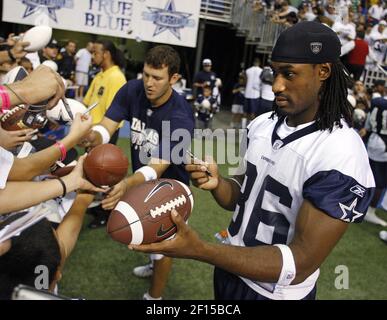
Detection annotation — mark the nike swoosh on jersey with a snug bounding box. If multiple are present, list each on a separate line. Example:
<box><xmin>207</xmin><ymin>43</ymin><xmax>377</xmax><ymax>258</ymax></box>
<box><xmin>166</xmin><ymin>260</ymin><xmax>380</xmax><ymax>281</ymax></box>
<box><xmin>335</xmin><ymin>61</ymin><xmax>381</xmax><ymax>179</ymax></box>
<box><xmin>144</xmin><ymin>181</ymin><xmax>174</xmax><ymax>203</ymax></box>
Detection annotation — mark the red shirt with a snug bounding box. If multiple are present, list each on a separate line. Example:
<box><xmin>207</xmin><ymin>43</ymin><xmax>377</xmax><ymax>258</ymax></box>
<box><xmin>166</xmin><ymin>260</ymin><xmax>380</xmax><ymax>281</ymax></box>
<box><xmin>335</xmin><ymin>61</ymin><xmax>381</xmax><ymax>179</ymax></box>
<box><xmin>348</xmin><ymin>39</ymin><xmax>369</xmax><ymax>65</ymax></box>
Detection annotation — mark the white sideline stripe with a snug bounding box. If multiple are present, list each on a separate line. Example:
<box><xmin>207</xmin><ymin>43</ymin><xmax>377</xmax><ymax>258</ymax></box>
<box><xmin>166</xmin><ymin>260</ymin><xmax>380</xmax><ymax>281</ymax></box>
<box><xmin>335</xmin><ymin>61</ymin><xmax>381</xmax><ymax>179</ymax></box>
<box><xmin>115</xmin><ymin>201</ymin><xmax>144</xmax><ymax>245</ymax></box>
<box><xmin>176</xmin><ymin>180</ymin><xmax>194</xmax><ymax>212</ymax></box>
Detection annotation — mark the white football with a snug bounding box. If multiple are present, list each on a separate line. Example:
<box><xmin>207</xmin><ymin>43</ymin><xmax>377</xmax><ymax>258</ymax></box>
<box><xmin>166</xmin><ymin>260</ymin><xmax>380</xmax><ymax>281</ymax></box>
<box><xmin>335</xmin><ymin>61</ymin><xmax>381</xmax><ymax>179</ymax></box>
<box><xmin>46</xmin><ymin>98</ymin><xmax>87</xmax><ymax>125</ymax></box>
<box><xmin>201</xmin><ymin>99</ymin><xmax>211</xmax><ymax>110</ymax></box>
<box><xmin>353</xmin><ymin>108</ymin><xmax>366</xmax><ymax>123</ymax></box>
<box><xmin>22</xmin><ymin>26</ymin><xmax>52</xmax><ymax>52</ymax></box>
<box><xmin>42</xmin><ymin>60</ymin><xmax>58</xmax><ymax>72</ymax></box>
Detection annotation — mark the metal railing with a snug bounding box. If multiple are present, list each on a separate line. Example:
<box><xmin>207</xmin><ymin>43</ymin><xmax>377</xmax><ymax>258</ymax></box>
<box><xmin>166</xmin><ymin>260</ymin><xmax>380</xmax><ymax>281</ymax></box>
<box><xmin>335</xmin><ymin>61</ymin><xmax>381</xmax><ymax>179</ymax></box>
<box><xmin>200</xmin><ymin>0</ymin><xmax>286</xmax><ymax>53</ymax></box>
<box><xmin>200</xmin><ymin>0</ymin><xmax>234</xmax><ymax>23</ymax></box>
<box><xmin>229</xmin><ymin>1</ymin><xmax>285</xmax><ymax>53</ymax></box>
<box><xmin>363</xmin><ymin>64</ymin><xmax>387</xmax><ymax>89</ymax></box>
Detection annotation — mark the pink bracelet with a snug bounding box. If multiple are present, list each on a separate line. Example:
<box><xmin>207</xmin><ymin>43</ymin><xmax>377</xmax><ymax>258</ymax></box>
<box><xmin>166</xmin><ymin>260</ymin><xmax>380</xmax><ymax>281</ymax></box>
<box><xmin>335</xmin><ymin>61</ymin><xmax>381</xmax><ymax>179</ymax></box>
<box><xmin>0</xmin><ymin>85</ymin><xmax>11</xmax><ymax>112</ymax></box>
<box><xmin>55</xmin><ymin>141</ymin><xmax>67</xmax><ymax>162</ymax></box>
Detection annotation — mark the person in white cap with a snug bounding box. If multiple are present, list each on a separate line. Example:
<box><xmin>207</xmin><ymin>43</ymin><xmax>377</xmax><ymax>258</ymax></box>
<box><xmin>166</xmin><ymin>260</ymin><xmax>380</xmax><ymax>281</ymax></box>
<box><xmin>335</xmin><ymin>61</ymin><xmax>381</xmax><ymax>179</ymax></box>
<box><xmin>193</xmin><ymin>58</ymin><xmax>218</xmax><ymax>96</ymax></box>
<box><xmin>361</xmin><ymin>84</ymin><xmax>387</xmax><ymax>227</ymax></box>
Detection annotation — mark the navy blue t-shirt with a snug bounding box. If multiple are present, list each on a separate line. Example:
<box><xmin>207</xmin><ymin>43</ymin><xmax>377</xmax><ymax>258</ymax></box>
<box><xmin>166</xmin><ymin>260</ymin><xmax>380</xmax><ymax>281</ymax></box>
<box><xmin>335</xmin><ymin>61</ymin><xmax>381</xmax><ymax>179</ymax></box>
<box><xmin>193</xmin><ymin>70</ymin><xmax>217</xmax><ymax>95</ymax></box>
<box><xmin>232</xmin><ymin>83</ymin><xmax>245</xmax><ymax>106</ymax></box>
<box><xmin>106</xmin><ymin>79</ymin><xmax>195</xmax><ymax>185</ymax></box>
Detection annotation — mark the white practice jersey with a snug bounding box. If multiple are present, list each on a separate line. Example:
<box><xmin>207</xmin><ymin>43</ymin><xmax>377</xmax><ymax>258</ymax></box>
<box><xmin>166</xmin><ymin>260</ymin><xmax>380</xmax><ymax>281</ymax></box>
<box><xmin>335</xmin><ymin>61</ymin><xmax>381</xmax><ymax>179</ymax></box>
<box><xmin>227</xmin><ymin>113</ymin><xmax>375</xmax><ymax>299</ymax></box>
<box><xmin>0</xmin><ymin>146</ymin><xmax>14</xmax><ymax>189</ymax></box>
<box><xmin>367</xmin><ymin>97</ymin><xmax>387</xmax><ymax>162</ymax></box>
<box><xmin>245</xmin><ymin>66</ymin><xmax>263</xmax><ymax>99</ymax></box>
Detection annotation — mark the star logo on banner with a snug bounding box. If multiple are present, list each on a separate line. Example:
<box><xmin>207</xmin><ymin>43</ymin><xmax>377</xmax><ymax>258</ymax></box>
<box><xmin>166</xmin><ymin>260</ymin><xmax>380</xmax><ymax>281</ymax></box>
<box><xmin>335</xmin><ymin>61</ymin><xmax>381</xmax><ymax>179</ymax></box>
<box><xmin>145</xmin><ymin>0</ymin><xmax>193</xmax><ymax>40</ymax></box>
<box><xmin>339</xmin><ymin>198</ymin><xmax>364</xmax><ymax>222</ymax></box>
<box><xmin>21</xmin><ymin>0</ymin><xmax>73</xmax><ymax>23</ymax></box>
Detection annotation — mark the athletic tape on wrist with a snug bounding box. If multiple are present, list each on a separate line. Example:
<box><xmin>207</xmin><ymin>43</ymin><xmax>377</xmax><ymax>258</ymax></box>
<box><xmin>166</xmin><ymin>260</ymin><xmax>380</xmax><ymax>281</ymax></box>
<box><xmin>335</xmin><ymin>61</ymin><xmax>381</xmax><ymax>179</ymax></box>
<box><xmin>274</xmin><ymin>244</ymin><xmax>296</xmax><ymax>286</ymax></box>
<box><xmin>92</xmin><ymin>125</ymin><xmax>110</xmax><ymax>144</ymax></box>
<box><xmin>135</xmin><ymin>166</ymin><xmax>157</xmax><ymax>182</ymax></box>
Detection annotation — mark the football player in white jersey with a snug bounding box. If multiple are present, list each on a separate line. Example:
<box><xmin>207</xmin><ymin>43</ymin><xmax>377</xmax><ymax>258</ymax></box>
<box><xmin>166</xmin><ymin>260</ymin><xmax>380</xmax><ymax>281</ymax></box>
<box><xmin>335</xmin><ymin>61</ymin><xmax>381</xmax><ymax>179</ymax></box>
<box><xmin>362</xmin><ymin>84</ymin><xmax>387</xmax><ymax>227</ymax></box>
<box><xmin>128</xmin><ymin>22</ymin><xmax>376</xmax><ymax>300</ymax></box>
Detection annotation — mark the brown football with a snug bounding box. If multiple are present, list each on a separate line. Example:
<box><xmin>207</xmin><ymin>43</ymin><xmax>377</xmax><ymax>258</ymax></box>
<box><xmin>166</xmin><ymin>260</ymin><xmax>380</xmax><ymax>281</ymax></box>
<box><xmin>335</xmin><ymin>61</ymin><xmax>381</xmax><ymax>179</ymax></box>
<box><xmin>83</xmin><ymin>144</ymin><xmax>129</xmax><ymax>187</ymax></box>
<box><xmin>0</xmin><ymin>105</ymin><xmax>27</xmax><ymax>131</ymax></box>
<box><xmin>107</xmin><ymin>179</ymin><xmax>193</xmax><ymax>245</ymax></box>
<box><xmin>51</xmin><ymin>165</ymin><xmax>76</xmax><ymax>177</ymax></box>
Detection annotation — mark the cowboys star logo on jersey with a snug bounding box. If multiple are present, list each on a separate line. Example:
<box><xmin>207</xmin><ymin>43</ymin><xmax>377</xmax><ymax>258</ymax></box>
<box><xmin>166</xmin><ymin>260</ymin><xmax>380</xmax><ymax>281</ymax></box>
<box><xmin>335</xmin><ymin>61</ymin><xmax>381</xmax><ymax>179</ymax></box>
<box><xmin>339</xmin><ymin>198</ymin><xmax>364</xmax><ymax>222</ymax></box>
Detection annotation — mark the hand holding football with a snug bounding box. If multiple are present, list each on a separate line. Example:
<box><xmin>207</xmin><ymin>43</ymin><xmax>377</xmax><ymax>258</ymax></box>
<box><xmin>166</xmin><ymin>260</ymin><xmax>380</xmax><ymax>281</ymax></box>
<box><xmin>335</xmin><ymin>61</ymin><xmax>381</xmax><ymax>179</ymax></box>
<box><xmin>83</xmin><ymin>144</ymin><xmax>129</xmax><ymax>187</ymax></box>
<box><xmin>107</xmin><ymin>179</ymin><xmax>194</xmax><ymax>245</ymax></box>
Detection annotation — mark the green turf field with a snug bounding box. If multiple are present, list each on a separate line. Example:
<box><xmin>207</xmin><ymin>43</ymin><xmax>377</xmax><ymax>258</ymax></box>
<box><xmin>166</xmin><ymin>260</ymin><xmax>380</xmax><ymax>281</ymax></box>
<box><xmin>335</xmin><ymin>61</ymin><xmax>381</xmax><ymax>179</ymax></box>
<box><xmin>60</xmin><ymin>138</ymin><xmax>387</xmax><ymax>300</ymax></box>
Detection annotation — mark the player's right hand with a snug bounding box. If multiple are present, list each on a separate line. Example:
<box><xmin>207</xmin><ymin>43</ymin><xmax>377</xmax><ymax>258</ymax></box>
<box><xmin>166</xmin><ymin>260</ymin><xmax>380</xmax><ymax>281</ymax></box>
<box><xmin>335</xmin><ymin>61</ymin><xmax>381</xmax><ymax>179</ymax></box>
<box><xmin>77</xmin><ymin>128</ymin><xmax>97</xmax><ymax>148</ymax></box>
<box><xmin>185</xmin><ymin>155</ymin><xmax>219</xmax><ymax>190</ymax></box>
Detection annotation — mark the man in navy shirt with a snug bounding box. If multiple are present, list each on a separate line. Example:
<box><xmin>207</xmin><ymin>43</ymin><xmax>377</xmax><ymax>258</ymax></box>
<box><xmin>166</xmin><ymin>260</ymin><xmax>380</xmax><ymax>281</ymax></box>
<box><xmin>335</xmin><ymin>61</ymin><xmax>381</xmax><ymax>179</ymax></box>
<box><xmin>83</xmin><ymin>45</ymin><xmax>195</xmax><ymax>300</ymax></box>
<box><xmin>193</xmin><ymin>58</ymin><xmax>217</xmax><ymax>96</ymax></box>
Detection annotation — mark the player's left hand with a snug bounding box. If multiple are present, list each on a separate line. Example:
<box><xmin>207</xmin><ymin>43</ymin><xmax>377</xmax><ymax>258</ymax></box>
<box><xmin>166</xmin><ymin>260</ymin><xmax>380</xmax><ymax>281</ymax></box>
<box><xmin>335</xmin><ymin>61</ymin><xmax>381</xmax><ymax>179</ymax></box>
<box><xmin>101</xmin><ymin>178</ymin><xmax>128</xmax><ymax>210</ymax></box>
<box><xmin>128</xmin><ymin>209</ymin><xmax>203</xmax><ymax>259</ymax></box>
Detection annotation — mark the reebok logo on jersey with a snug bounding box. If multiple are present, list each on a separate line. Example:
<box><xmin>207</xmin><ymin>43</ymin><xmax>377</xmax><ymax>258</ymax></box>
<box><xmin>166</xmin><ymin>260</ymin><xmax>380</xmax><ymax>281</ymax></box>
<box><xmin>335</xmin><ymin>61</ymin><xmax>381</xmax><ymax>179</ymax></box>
<box><xmin>350</xmin><ymin>185</ymin><xmax>366</xmax><ymax>198</ymax></box>
<box><xmin>261</xmin><ymin>156</ymin><xmax>275</xmax><ymax>166</ymax></box>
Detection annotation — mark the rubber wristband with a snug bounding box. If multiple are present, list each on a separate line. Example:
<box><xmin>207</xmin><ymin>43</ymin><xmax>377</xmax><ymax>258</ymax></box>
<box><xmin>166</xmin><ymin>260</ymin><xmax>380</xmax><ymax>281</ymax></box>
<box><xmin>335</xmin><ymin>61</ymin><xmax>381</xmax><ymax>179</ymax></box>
<box><xmin>55</xmin><ymin>176</ymin><xmax>67</xmax><ymax>197</ymax></box>
<box><xmin>55</xmin><ymin>141</ymin><xmax>67</xmax><ymax>162</ymax></box>
<box><xmin>0</xmin><ymin>85</ymin><xmax>11</xmax><ymax>112</ymax></box>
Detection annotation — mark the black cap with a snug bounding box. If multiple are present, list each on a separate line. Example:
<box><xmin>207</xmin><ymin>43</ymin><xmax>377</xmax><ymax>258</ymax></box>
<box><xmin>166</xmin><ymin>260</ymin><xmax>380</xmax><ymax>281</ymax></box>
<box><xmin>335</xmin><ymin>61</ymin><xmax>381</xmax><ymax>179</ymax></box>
<box><xmin>373</xmin><ymin>79</ymin><xmax>386</xmax><ymax>87</ymax></box>
<box><xmin>271</xmin><ymin>21</ymin><xmax>341</xmax><ymax>64</ymax></box>
<box><xmin>46</xmin><ymin>39</ymin><xmax>59</xmax><ymax>48</ymax></box>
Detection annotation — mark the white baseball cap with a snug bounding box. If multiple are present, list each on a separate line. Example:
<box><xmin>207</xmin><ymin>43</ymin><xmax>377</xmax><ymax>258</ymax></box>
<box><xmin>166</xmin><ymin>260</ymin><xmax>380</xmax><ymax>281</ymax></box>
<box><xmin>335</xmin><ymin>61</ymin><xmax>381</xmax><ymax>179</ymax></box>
<box><xmin>203</xmin><ymin>59</ymin><xmax>212</xmax><ymax>65</ymax></box>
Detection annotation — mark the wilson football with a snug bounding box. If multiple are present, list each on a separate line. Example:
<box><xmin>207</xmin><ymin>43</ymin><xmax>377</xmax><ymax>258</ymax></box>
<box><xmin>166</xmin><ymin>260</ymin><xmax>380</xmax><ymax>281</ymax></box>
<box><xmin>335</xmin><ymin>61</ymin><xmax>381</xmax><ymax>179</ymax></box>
<box><xmin>0</xmin><ymin>105</ymin><xmax>28</xmax><ymax>131</ymax></box>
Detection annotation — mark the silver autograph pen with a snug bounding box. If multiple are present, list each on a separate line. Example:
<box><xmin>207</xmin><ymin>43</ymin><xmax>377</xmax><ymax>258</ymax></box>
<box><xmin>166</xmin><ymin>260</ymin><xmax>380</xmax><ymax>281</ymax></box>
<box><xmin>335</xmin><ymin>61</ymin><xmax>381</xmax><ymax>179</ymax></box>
<box><xmin>82</xmin><ymin>102</ymin><xmax>99</xmax><ymax>115</ymax></box>
<box><xmin>186</xmin><ymin>149</ymin><xmax>212</xmax><ymax>177</ymax></box>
